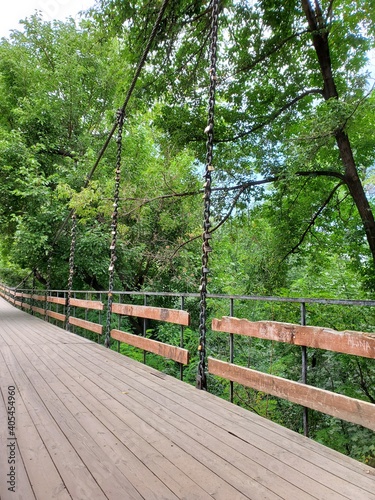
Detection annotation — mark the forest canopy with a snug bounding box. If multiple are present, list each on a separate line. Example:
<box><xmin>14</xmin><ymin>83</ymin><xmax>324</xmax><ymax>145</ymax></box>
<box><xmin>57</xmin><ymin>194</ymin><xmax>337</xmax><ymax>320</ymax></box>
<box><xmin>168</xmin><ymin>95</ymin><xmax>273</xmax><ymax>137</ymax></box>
<box><xmin>0</xmin><ymin>0</ymin><xmax>374</xmax><ymax>297</ymax></box>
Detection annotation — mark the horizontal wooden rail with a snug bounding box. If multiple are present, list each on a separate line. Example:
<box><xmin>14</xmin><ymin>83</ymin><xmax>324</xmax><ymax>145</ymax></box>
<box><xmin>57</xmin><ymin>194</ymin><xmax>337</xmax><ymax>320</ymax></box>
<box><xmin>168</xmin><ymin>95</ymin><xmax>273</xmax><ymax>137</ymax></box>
<box><xmin>32</xmin><ymin>294</ymin><xmax>46</xmax><ymax>302</ymax></box>
<box><xmin>112</xmin><ymin>303</ymin><xmax>190</xmax><ymax>326</ymax></box>
<box><xmin>208</xmin><ymin>358</ymin><xmax>375</xmax><ymax>431</ymax></box>
<box><xmin>15</xmin><ymin>300</ymin><xmax>22</xmax><ymax>307</ymax></box>
<box><xmin>22</xmin><ymin>293</ymin><xmax>33</xmax><ymax>299</ymax></box>
<box><xmin>69</xmin><ymin>298</ymin><xmax>104</xmax><ymax>311</ymax></box>
<box><xmin>111</xmin><ymin>329</ymin><xmax>189</xmax><ymax>365</ymax></box>
<box><xmin>47</xmin><ymin>310</ymin><xmax>66</xmax><ymax>322</ymax></box>
<box><xmin>212</xmin><ymin>317</ymin><xmax>375</xmax><ymax>359</ymax></box>
<box><xmin>31</xmin><ymin>305</ymin><xmax>46</xmax><ymax>316</ymax></box>
<box><xmin>22</xmin><ymin>303</ymin><xmax>31</xmax><ymax>310</ymax></box>
<box><xmin>47</xmin><ymin>296</ymin><xmax>66</xmax><ymax>305</ymax></box>
<box><xmin>68</xmin><ymin>316</ymin><xmax>103</xmax><ymax>335</ymax></box>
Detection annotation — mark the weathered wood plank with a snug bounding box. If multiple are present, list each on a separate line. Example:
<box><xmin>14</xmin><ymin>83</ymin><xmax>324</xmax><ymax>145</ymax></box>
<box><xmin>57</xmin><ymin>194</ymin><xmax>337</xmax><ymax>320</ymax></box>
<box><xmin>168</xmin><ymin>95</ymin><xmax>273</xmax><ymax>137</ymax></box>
<box><xmin>31</xmin><ymin>305</ymin><xmax>46</xmax><ymax>316</ymax></box>
<box><xmin>34</xmin><ymin>343</ymin><xmax>197</xmax><ymax>500</ymax></box>
<box><xmin>1</xmin><ymin>344</ymin><xmax>130</xmax><ymax>499</ymax></box>
<box><xmin>112</xmin><ymin>303</ymin><xmax>190</xmax><ymax>326</ymax></box>
<box><xmin>208</xmin><ymin>357</ymin><xmax>375</xmax><ymax>431</ymax></box>
<box><xmin>111</xmin><ymin>328</ymin><xmax>189</xmax><ymax>364</ymax></box>
<box><xmin>21</xmin><ymin>303</ymin><xmax>31</xmax><ymax>310</ymax></box>
<box><xmin>31</xmin><ymin>294</ymin><xmax>46</xmax><ymax>302</ymax></box>
<box><xmin>14</xmin><ymin>300</ymin><xmax>23</xmax><ymax>307</ymax></box>
<box><xmin>69</xmin><ymin>298</ymin><xmax>104</xmax><ymax>311</ymax></box>
<box><xmin>21</xmin><ymin>293</ymin><xmax>32</xmax><ymax>299</ymax></box>
<box><xmin>68</xmin><ymin>316</ymin><xmax>103</xmax><ymax>334</ymax></box>
<box><xmin>0</xmin><ymin>350</ymin><xmax>68</xmax><ymax>500</ymax></box>
<box><xmin>212</xmin><ymin>317</ymin><xmax>375</xmax><ymax>359</ymax></box>
<box><xmin>47</xmin><ymin>310</ymin><xmax>66</xmax><ymax>322</ymax></box>
<box><xmin>47</xmin><ymin>296</ymin><xmax>66</xmax><ymax>305</ymax></box>
<box><xmin>56</xmin><ymin>343</ymin><xmax>281</xmax><ymax>500</ymax></box>
<box><xmin>89</xmin><ymin>342</ymin><xmax>375</xmax><ymax>496</ymax></box>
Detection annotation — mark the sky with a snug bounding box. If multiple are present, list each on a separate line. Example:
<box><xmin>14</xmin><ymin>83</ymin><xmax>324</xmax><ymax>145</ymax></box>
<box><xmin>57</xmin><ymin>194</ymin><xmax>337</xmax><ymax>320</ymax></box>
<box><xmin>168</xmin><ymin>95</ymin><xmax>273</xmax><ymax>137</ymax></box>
<box><xmin>0</xmin><ymin>0</ymin><xmax>95</xmax><ymax>38</ymax></box>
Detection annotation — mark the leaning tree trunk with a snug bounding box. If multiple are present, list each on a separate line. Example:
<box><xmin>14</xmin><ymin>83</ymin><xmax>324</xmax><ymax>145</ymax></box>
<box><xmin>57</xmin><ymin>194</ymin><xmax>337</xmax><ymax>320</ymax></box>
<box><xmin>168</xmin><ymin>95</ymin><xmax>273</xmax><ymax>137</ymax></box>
<box><xmin>301</xmin><ymin>0</ymin><xmax>375</xmax><ymax>264</ymax></box>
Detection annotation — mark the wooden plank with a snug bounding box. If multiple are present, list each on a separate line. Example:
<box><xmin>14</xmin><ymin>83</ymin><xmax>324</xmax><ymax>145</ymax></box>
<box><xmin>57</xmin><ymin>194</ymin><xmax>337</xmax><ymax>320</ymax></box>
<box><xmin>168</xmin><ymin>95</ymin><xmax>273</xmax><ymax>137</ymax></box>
<box><xmin>31</xmin><ymin>305</ymin><xmax>45</xmax><ymax>316</ymax></box>
<box><xmin>212</xmin><ymin>317</ymin><xmax>375</xmax><ymax>359</ymax></box>
<box><xmin>67</xmin><ymin>345</ymin><xmax>324</xmax><ymax>499</ymax></box>
<box><xmin>0</xmin><ymin>351</ymin><xmax>68</xmax><ymax>500</ymax></box>
<box><xmin>111</xmin><ymin>329</ymin><xmax>189</xmax><ymax>365</ymax></box>
<box><xmin>22</xmin><ymin>293</ymin><xmax>33</xmax><ymax>299</ymax></box>
<box><xmin>1</xmin><ymin>345</ymin><xmax>133</xmax><ymax>499</ymax></box>
<box><xmin>32</xmin><ymin>343</ymin><xmax>191</xmax><ymax>500</ymax></box>
<box><xmin>14</xmin><ymin>300</ymin><xmax>23</xmax><ymax>307</ymax></box>
<box><xmin>69</xmin><ymin>316</ymin><xmax>103</xmax><ymax>335</ymax></box>
<box><xmin>56</xmin><ymin>343</ymin><xmax>280</xmax><ymax>500</ymax></box>
<box><xmin>69</xmin><ymin>297</ymin><xmax>104</xmax><ymax>310</ymax></box>
<box><xmin>31</xmin><ymin>294</ymin><xmax>46</xmax><ymax>302</ymax></box>
<box><xmin>47</xmin><ymin>310</ymin><xmax>66</xmax><ymax>322</ymax></box>
<box><xmin>112</xmin><ymin>303</ymin><xmax>190</xmax><ymax>326</ymax></box>
<box><xmin>47</xmin><ymin>296</ymin><xmax>66</xmax><ymax>305</ymax></box>
<box><xmin>208</xmin><ymin>357</ymin><xmax>375</xmax><ymax>432</ymax></box>
<box><xmin>22</xmin><ymin>303</ymin><xmax>31</xmax><ymax>310</ymax></box>
<box><xmin>88</xmin><ymin>342</ymin><xmax>375</xmax><ymax>497</ymax></box>
<box><xmin>15</xmin><ymin>292</ymin><xmax>24</xmax><ymax>297</ymax></box>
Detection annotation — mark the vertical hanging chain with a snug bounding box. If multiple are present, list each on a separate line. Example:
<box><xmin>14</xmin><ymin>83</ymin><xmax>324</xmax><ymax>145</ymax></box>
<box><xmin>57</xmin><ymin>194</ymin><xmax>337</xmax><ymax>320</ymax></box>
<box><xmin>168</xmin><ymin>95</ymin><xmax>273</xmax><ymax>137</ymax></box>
<box><xmin>105</xmin><ymin>109</ymin><xmax>124</xmax><ymax>348</ymax></box>
<box><xmin>31</xmin><ymin>270</ymin><xmax>36</xmax><ymax>315</ymax></box>
<box><xmin>44</xmin><ymin>251</ymin><xmax>53</xmax><ymax>320</ymax></box>
<box><xmin>197</xmin><ymin>0</ymin><xmax>220</xmax><ymax>390</ymax></box>
<box><xmin>66</xmin><ymin>212</ymin><xmax>77</xmax><ymax>331</ymax></box>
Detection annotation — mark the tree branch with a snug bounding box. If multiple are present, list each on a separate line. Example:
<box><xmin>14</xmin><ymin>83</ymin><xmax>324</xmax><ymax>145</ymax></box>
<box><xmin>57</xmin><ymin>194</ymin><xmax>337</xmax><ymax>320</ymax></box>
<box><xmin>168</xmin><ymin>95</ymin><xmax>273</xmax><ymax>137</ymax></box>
<box><xmin>229</xmin><ymin>30</ymin><xmax>310</xmax><ymax>77</ymax></box>
<box><xmin>281</xmin><ymin>181</ymin><xmax>344</xmax><ymax>261</ymax></box>
<box><xmin>356</xmin><ymin>359</ymin><xmax>375</xmax><ymax>404</ymax></box>
<box><xmin>214</xmin><ymin>89</ymin><xmax>324</xmax><ymax>143</ymax></box>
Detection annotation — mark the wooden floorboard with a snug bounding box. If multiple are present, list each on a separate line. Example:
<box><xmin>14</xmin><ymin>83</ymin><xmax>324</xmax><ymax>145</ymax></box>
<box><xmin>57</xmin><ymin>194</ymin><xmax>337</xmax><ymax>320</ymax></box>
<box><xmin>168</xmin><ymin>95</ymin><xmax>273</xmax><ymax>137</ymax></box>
<box><xmin>0</xmin><ymin>297</ymin><xmax>374</xmax><ymax>499</ymax></box>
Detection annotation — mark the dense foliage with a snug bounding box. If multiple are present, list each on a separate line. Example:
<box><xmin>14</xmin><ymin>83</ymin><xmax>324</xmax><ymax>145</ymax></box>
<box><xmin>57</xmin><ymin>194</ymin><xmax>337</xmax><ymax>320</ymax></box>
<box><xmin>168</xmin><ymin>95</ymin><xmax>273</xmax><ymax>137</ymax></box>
<box><xmin>0</xmin><ymin>0</ymin><xmax>374</xmax><ymax>464</ymax></box>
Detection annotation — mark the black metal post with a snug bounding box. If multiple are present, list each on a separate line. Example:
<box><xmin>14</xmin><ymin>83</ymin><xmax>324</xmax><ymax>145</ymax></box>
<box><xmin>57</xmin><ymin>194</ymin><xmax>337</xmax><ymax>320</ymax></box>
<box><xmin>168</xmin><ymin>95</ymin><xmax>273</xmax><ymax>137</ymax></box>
<box><xmin>229</xmin><ymin>298</ymin><xmax>234</xmax><ymax>403</ymax></box>
<box><xmin>301</xmin><ymin>302</ymin><xmax>309</xmax><ymax>437</ymax></box>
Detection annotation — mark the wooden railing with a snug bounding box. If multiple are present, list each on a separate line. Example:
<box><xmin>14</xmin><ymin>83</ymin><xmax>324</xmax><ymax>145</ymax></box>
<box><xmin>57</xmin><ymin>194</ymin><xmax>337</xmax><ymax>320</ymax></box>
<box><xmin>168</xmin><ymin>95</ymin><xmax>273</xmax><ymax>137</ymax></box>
<box><xmin>1</xmin><ymin>283</ymin><xmax>375</xmax><ymax>433</ymax></box>
<box><xmin>111</xmin><ymin>303</ymin><xmax>190</xmax><ymax>365</ymax></box>
<box><xmin>0</xmin><ymin>285</ymin><xmax>190</xmax><ymax>372</ymax></box>
<box><xmin>210</xmin><ymin>317</ymin><xmax>375</xmax><ymax>431</ymax></box>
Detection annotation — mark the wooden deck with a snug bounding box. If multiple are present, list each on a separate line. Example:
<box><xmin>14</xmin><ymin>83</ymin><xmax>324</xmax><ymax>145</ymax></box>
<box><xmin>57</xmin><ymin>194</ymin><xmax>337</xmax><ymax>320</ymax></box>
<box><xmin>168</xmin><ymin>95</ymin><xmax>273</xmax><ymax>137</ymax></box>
<box><xmin>0</xmin><ymin>298</ymin><xmax>374</xmax><ymax>500</ymax></box>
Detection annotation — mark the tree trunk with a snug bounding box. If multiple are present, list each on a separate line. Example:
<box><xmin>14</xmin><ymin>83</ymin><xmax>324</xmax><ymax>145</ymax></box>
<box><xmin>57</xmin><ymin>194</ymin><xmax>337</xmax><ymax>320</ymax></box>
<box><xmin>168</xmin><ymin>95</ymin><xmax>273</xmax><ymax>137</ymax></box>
<box><xmin>301</xmin><ymin>0</ymin><xmax>375</xmax><ymax>264</ymax></box>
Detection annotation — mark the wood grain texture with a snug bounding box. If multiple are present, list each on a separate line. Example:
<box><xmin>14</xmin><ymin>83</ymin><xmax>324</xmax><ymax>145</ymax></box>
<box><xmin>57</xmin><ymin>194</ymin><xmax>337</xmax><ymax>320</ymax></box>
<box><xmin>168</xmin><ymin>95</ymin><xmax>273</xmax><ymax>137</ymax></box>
<box><xmin>69</xmin><ymin>316</ymin><xmax>103</xmax><ymax>334</ymax></box>
<box><xmin>47</xmin><ymin>310</ymin><xmax>66</xmax><ymax>322</ymax></box>
<box><xmin>208</xmin><ymin>358</ymin><xmax>375</xmax><ymax>431</ymax></box>
<box><xmin>112</xmin><ymin>303</ymin><xmax>190</xmax><ymax>326</ymax></box>
<box><xmin>47</xmin><ymin>296</ymin><xmax>66</xmax><ymax>305</ymax></box>
<box><xmin>69</xmin><ymin>298</ymin><xmax>104</xmax><ymax>311</ymax></box>
<box><xmin>212</xmin><ymin>317</ymin><xmax>375</xmax><ymax>359</ymax></box>
<box><xmin>31</xmin><ymin>294</ymin><xmax>46</xmax><ymax>302</ymax></box>
<box><xmin>111</xmin><ymin>328</ymin><xmax>189</xmax><ymax>365</ymax></box>
<box><xmin>31</xmin><ymin>305</ymin><xmax>46</xmax><ymax>316</ymax></box>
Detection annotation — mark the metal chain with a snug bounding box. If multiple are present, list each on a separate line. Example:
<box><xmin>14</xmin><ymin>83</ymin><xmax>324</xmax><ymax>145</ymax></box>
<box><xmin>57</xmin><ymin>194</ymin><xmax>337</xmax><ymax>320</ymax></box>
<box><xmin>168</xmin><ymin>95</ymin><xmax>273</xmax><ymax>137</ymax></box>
<box><xmin>66</xmin><ymin>212</ymin><xmax>77</xmax><ymax>331</ymax></box>
<box><xmin>31</xmin><ymin>271</ymin><xmax>36</xmax><ymax>315</ymax></box>
<box><xmin>105</xmin><ymin>109</ymin><xmax>125</xmax><ymax>348</ymax></box>
<box><xmin>197</xmin><ymin>0</ymin><xmax>220</xmax><ymax>390</ymax></box>
<box><xmin>44</xmin><ymin>251</ymin><xmax>53</xmax><ymax>320</ymax></box>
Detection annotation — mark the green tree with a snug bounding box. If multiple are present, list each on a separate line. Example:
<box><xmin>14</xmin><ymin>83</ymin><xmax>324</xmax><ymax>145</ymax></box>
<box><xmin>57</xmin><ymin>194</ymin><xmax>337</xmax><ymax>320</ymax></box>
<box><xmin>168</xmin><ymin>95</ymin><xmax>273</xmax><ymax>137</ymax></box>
<box><xmin>91</xmin><ymin>0</ymin><xmax>375</xmax><ymax>287</ymax></box>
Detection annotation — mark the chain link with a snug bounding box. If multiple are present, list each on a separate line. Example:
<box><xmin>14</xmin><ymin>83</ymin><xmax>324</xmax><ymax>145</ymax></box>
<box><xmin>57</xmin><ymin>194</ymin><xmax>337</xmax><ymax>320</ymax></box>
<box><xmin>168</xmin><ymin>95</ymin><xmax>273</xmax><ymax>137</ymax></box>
<box><xmin>197</xmin><ymin>0</ymin><xmax>220</xmax><ymax>390</ymax></box>
<box><xmin>105</xmin><ymin>109</ymin><xmax>125</xmax><ymax>348</ymax></box>
<box><xmin>44</xmin><ymin>251</ymin><xmax>53</xmax><ymax>320</ymax></box>
<box><xmin>66</xmin><ymin>212</ymin><xmax>77</xmax><ymax>331</ymax></box>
